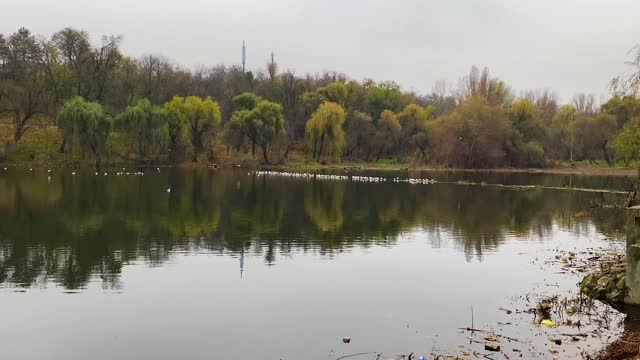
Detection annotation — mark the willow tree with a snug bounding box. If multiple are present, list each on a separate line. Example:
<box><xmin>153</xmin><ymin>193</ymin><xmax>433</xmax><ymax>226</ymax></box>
<box><xmin>116</xmin><ymin>99</ymin><xmax>167</xmax><ymax>159</ymax></box>
<box><xmin>224</xmin><ymin>92</ymin><xmax>283</xmax><ymax>160</ymax></box>
<box><xmin>345</xmin><ymin>111</ymin><xmax>375</xmax><ymax>159</ymax></box>
<box><xmin>163</xmin><ymin>97</ymin><xmax>188</xmax><ymax>161</ymax></box>
<box><xmin>305</xmin><ymin>102</ymin><xmax>346</xmax><ymax>162</ymax></box>
<box><xmin>252</xmin><ymin>101</ymin><xmax>285</xmax><ymax>163</ymax></box>
<box><xmin>398</xmin><ymin>104</ymin><xmax>432</xmax><ymax>162</ymax></box>
<box><xmin>374</xmin><ymin>110</ymin><xmax>402</xmax><ymax>161</ymax></box>
<box><xmin>163</xmin><ymin>96</ymin><xmax>221</xmax><ymax>162</ymax></box>
<box><xmin>57</xmin><ymin>96</ymin><xmax>111</xmax><ymax>170</ymax></box>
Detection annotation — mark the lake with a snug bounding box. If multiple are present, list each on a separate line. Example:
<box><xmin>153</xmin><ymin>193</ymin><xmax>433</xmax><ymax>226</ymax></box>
<box><xmin>0</xmin><ymin>168</ymin><xmax>632</xmax><ymax>359</ymax></box>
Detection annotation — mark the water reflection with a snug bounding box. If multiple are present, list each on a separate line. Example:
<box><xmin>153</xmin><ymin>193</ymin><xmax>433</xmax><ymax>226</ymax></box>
<box><xmin>0</xmin><ymin>169</ymin><xmax>627</xmax><ymax>289</ymax></box>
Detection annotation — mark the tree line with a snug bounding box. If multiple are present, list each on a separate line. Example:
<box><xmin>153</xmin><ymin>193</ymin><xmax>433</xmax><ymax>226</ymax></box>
<box><xmin>2</xmin><ymin>26</ymin><xmax>640</xmax><ymax>168</ymax></box>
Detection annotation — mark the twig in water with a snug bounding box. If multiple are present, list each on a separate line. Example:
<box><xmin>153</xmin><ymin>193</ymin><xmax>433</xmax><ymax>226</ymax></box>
<box><xmin>336</xmin><ymin>352</ymin><xmax>378</xmax><ymax>360</ymax></box>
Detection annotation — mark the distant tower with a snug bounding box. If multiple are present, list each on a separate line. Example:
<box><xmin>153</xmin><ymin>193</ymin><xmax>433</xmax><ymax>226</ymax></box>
<box><xmin>242</xmin><ymin>40</ymin><xmax>246</xmax><ymax>73</ymax></box>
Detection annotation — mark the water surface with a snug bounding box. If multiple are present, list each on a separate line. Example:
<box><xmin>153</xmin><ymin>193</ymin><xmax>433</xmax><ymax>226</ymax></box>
<box><xmin>0</xmin><ymin>168</ymin><xmax>630</xmax><ymax>359</ymax></box>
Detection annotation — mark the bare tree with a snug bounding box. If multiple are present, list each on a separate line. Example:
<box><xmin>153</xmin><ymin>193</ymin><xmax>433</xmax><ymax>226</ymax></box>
<box><xmin>522</xmin><ymin>89</ymin><xmax>558</xmax><ymax>125</ymax></box>
<box><xmin>571</xmin><ymin>93</ymin><xmax>598</xmax><ymax>115</ymax></box>
<box><xmin>611</xmin><ymin>45</ymin><xmax>640</xmax><ymax>96</ymax></box>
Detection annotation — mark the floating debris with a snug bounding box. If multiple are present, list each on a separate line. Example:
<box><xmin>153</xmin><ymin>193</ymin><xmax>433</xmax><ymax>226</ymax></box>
<box><xmin>485</xmin><ymin>342</ymin><xmax>500</xmax><ymax>351</ymax></box>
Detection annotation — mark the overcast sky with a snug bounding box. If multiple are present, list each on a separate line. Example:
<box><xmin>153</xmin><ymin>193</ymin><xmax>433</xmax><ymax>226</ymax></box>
<box><xmin>3</xmin><ymin>0</ymin><xmax>639</xmax><ymax>102</ymax></box>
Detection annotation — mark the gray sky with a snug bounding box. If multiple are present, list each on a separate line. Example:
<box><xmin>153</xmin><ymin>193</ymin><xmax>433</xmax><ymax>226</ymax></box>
<box><xmin>3</xmin><ymin>0</ymin><xmax>639</xmax><ymax>102</ymax></box>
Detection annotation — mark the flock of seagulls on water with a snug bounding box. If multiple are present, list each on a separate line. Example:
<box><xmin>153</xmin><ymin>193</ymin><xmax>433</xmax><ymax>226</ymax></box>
<box><xmin>253</xmin><ymin>170</ymin><xmax>386</xmax><ymax>183</ymax></box>
<box><xmin>0</xmin><ymin>167</ymin><xmax>439</xmax><ymax>191</ymax></box>
<box><xmin>1</xmin><ymin>166</ymin><xmax>172</xmax><ymax>192</ymax></box>
<box><xmin>251</xmin><ymin>170</ymin><xmax>438</xmax><ymax>185</ymax></box>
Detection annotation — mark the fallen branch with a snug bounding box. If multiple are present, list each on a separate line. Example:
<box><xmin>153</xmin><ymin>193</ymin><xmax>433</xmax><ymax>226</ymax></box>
<box><xmin>459</xmin><ymin>328</ymin><xmax>527</xmax><ymax>344</ymax></box>
<box><xmin>336</xmin><ymin>352</ymin><xmax>378</xmax><ymax>360</ymax></box>
<box><xmin>560</xmin><ymin>333</ymin><xmax>589</xmax><ymax>337</ymax></box>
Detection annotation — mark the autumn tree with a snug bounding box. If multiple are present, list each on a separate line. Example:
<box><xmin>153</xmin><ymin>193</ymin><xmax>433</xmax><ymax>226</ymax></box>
<box><xmin>457</xmin><ymin>66</ymin><xmax>512</xmax><ymax>106</ymax></box>
<box><xmin>429</xmin><ymin>96</ymin><xmax>510</xmax><ymax>168</ymax></box>
<box><xmin>570</xmin><ymin>114</ymin><xmax>617</xmax><ymax>165</ymax></box>
<box><xmin>398</xmin><ymin>103</ymin><xmax>432</xmax><ymax>162</ymax></box>
<box><xmin>344</xmin><ymin>111</ymin><xmax>375</xmax><ymax>159</ymax></box>
<box><xmin>549</xmin><ymin>105</ymin><xmax>577</xmax><ymax>160</ymax></box>
<box><xmin>373</xmin><ymin>110</ymin><xmax>402</xmax><ymax>161</ymax></box>
<box><xmin>522</xmin><ymin>89</ymin><xmax>558</xmax><ymax>126</ymax></box>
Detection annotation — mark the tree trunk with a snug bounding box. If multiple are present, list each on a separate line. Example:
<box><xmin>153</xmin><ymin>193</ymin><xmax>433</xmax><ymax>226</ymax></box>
<box><xmin>262</xmin><ymin>145</ymin><xmax>270</xmax><ymax>164</ymax></box>
<box><xmin>13</xmin><ymin>113</ymin><xmax>26</xmax><ymax>143</ymax></box>
<box><xmin>376</xmin><ymin>144</ymin><xmax>385</xmax><ymax>161</ymax></box>
<box><xmin>317</xmin><ymin>133</ymin><xmax>325</xmax><ymax>162</ymax></box>
<box><xmin>418</xmin><ymin>146</ymin><xmax>427</xmax><ymax>163</ymax></box>
<box><xmin>602</xmin><ymin>140</ymin><xmax>612</xmax><ymax>166</ymax></box>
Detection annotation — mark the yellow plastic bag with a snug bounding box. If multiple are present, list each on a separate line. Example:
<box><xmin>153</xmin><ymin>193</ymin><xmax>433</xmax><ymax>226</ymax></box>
<box><xmin>541</xmin><ymin>319</ymin><xmax>554</xmax><ymax>327</ymax></box>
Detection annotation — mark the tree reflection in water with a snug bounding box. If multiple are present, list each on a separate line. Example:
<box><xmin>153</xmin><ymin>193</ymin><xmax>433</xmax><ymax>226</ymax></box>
<box><xmin>0</xmin><ymin>169</ymin><xmax>626</xmax><ymax>289</ymax></box>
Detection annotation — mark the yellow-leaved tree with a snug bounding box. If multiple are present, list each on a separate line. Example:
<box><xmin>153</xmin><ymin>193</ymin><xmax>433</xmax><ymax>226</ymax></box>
<box><xmin>163</xmin><ymin>96</ymin><xmax>221</xmax><ymax>162</ymax></box>
<box><xmin>305</xmin><ymin>102</ymin><xmax>346</xmax><ymax>162</ymax></box>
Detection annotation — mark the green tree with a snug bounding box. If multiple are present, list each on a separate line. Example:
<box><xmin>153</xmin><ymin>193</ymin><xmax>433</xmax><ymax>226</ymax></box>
<box><xmin>251</xmin><ymin>101</ymin><xmax>285</xmax><ymax>163</ymax></box>
<box><xmin>224</xmin><ymin>93</ymin><xmax>284</xmax><ymax>162</ymax></box>
<box><xmin>51</xmin><ymin>27</ymin><xmax>91</xmax><ymax>98</ymax></box>
<box><xmin>316</xmin><ymin>82</ymin><xmax>349</xmax><ymax>108</ymax></box>
<box><xmin>305</xmin><ymin>102</ymin><xmax>347</xmax><ymax>162</ymax></box>
<box><xmin>163</xmin><ymin>96</ymin><xmax>189</xmax><ymax>161</ymax></box>
<box><xmin>613</xmin><ymin>117</ymin><xmax>640</xmax><ymax>166</ymax></box>
<box><xmin>429</xmin><ymin>96</ymin><xmax>510</xmax><ymax>168</ymax></box>
<box><xmin>571</xmin><ymin>114</ymin><xmax>617</xmax><ymax>165</ymax></box>
<box><xmin>374</xmin><ymin>110</ymin><xmax>402</xmax><ymax>161</ymax></box>
<box><xmin>222</xmin><ymin>110</ymin><xmax>248</xmax><ymax>153</ymax></box>
<box><xmin>601</xmin><ymin>95</ymin><xmax>640</xmax><ymax>128</ymax></box>
<box><xmin>365</xmin><ymin>81</ymin><xmax>408</xmax><ymax>118</ymax></box>
<box><xmin>56</xmin><ymin>96</ymin><xmax>111</xmax><ymax>169</ymax></box>
<box><xmin>345</xmin><ymin>111</ymin><xmax>375</xmax><ymax>159</ymax></box>
<box><xmin>163</xmin><ymin>96</ymin><xmax>221</xmax><ymax>162</ymax></box>
<box><xmin>549</xmin><ymin>105</ymin><xmax>577</xmax><ymax>160</ymax></box>
<box><xmin>507</xmin><ymin>99</ymin><xmax>547</xmax><ymax>166</ymax></box>
<box><xmin>116</xmin><ymin>98</ymin><xmax>167</xmax><ymax>159</ymax></box>
<box><xmin>233</xmin><ymin>92</ymin><xmax>263</xmax><ymax>111</ymax></box>
<box><xmin>0</xmin><ymin>28</ymin><xmax>49</xmax><ymax>143</ymax></box>
<box><xmin>398</xmin><ymin>103</ymin><xmax>432</xmax><ymax>162</ymax></box>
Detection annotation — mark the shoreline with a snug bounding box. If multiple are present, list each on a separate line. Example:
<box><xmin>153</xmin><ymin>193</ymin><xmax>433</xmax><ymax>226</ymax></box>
<box><xmin>1</xmin><ymin>159</ymin><xmax>635</xmax><ymax>177</ymax></box>
<box><xmin>279</xmin><ymin>162</ymin><xmax>638</xmax><ymax>177</ymax></box>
